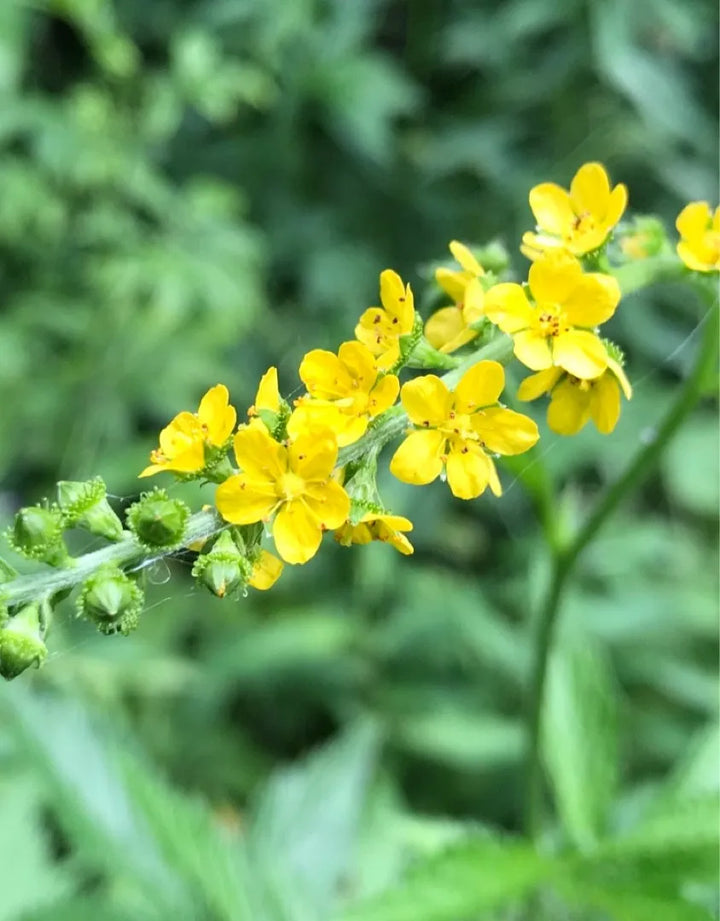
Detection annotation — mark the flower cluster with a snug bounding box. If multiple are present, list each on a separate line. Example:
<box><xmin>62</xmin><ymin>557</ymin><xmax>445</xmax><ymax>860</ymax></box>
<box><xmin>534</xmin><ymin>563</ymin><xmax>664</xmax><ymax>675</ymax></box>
<box><xmin>132</xmin><ymin>162</ymin><xmax>715</xmax><ymax>592</ymax></box>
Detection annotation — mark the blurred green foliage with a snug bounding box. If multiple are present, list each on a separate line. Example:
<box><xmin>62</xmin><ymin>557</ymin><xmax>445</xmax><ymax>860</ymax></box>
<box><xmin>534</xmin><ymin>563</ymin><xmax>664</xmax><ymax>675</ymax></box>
<box><xmin>0</xmin><ymin>0</ymin><xmax>717</xmax><ymax>918</ymax></box>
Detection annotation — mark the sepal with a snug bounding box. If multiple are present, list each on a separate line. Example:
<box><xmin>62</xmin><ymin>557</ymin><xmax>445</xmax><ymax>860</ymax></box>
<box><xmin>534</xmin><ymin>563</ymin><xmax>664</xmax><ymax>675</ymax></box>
<box><xmin>0</xmin><ymin>601</ymin><xmax>48</xmax><ymax>679</ymax></box>
<box><xmin>77</xmin><ymin>564</ymin><xmax>144</xmax><ymax>635</ymax></box>
<box><xmin>127</xmin><ymin>489</ymin><xmax>190</xmax><ymax>551</ymax></box>
<box><xmin>58</xmin><ymin>477</ymin><xmax>124</xmax><ymax>541</ymax></box>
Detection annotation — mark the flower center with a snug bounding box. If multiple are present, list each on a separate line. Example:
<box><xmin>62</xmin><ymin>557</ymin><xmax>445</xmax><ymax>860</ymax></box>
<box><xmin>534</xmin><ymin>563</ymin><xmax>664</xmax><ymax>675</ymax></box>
<box><xmin>568</xmin><ymin>210</ymin><xmax>595</xmax><ymax>238</ymax></box>
<box><xmin>534</xmin><ymin>305</ymin><xmax>567</xmax><ymax>338</ymax></box>
<box><xmin>279</xmin><ymin>472</ymin><xmax>306</xmax><ymax>501</ymax></box>
<box><xmin>442</xmin><ymin>411</ymin><xmax>477</xmax><ymax>442</ymax></box>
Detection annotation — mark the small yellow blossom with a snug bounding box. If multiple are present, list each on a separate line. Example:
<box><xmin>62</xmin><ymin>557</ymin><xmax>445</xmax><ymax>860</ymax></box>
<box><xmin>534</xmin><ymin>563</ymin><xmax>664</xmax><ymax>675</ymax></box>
<box><xmin>389</xmin><ymin>361</ymin><xmax>539</xmax><ymax>499</ymax></box>
<box><xmin>518</xmin><ymin>357</ymin><xmax>632</xmax><ymax>436</ymax></box>
<box><xmin>355</xmin><ymin>270</ymin><xmax>415</xmax><ymax>369</ymax></box>
<box><xmin>215</xmin><ymin>427</ymin><xmax>349</xmax><ymax>564</ymax></box>
<box><xmin>289</xmin><ymin>341</ymin><xmax>399</xmax><ymax>446</ymax></box>
<box><xmin>426</xmin><ymin>242</ymin><xmax>486</xmax><ymax>354</ymax></box>
<box><xmin>140</xmin><ymin>384</ymin><xmax>236</xmax><ymax>478</ymax></box>
<box><xmin>335</xmin><ymin>512</ymin><xmax>414</xmax><ymax>555</ymax></box>
<box><xmin>248</xmin><ymin>550</ymin><xmax>284</xmax><ymax>589</ymax></box>
<box><xmin>484</xmin><ymin>256</ymin><xmax>620</xmax><ymax>379</ymax></box>
<box><xmin>522</xmin><ymin>162</ymin><xmax>627</xmax><ymax>259</ymax></box>
<box><xmin>676</xmin><ymin>201</ymin><xmax>720</xmax><ymax>272</ymax></box>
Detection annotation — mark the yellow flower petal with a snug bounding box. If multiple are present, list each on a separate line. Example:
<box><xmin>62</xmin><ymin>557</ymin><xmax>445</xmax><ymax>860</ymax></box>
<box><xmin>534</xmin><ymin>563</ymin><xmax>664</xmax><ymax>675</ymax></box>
<box><xmin>569</xmin><ymin>162</ymin><xmax>610</xmax><ymax>219</ymax></box>
<box><xmin>517</xmin><ymin>368</ymin><xmax>563</xmax><ymax>401</ymax></box>
<box><xmin>338</xmin><ymin>340</ymin><xmax>377</xmax><ymax>389</ymax></box>
<box><xmin>590</xmin><ymin>372</ymin><xmax>621</xmax><ymax>434</ymax></box>
<box><xmin>435</xmin><ymin>267</ymin><xmax>466</xmax><ymax>303</ymax></box>
<box><xmin>215</xmin><ymin>474</ymin><xmax>279</xmax><ymax>524</ymax></box>
<box><xmin>400</xmin><ymin>375</ymin><xmax>452</xmax><ymax>427</ymax></box>
<box><xmin>390</xmin><ymin>429</ymin><xmax>445</xmax><ymax>485</ymax></box>
<box><xmin>288</xmin><ymin>434</ymin><xmax>338</xmax><ymax>481</ymax></box>
<box><xmin>605</xmin><ymin>183</ymin><xmax>628</xmax><ymax>228</ymax></box>
<box><xmin>254</xmin><ymin>367</ymin><xmax>280</xmax><ymax>413</ymax></box>
<box><xmin>561</xmin><ymin>272</ymin><xmax>621</xmax><ymax>327</ymax></box>
<box><xmin>473</xmin><ymin>406</ymin><xmax>540</xmax><ymax>455</ymax></box>
<box><xmin>248</xmin><ymin>550</ymin><xmax>284</xmax><ymax>590</ymax></box>
<box><xmin>272</xmin><ymin>499</ymin><xmax>323</xmax><ymax>564</ymax></box>
<box><xmin>233</xmin><ymin>426</ymin><xmax>286</xmax><ymax>479</ymax></box>
<box><xmin>445</xmin><ymin>445</ymin><xmax>498</xmax><ymax>500</ymax></box>
<box><xmin>607</xmin><ymin>357</ymin><xmax>632</xmax><ymax>400</ymax></box>
<box><xmin>449</xmin><ymin>240</ymin><xmax>484</xmax><ymax>276</ymax></box>
<box><xmin>299</xmin><ymin>349</ymin><xmax>351</xmax><ymax>400</ymax></box>
<box><xmin>547</xmin><ymin>379</ymin><xmax>591</xmax><ymax>435</ymax></box>
<box><xmin>528</xmin><ymin>256</ymin><xmax>582</xmax><ymax>304</ymax></box>
<box><xmin>303</xmin><ymin>480</ymin><xmax>350</xmax><ymax>530</ymax></box>
<box><xmin>369</xmin><ymin>374</ymin><xmax>400</xmax><ymax>417</ymax></box>
<box><xmin>529</xmin><ymin>182</ymin><xmax>575</xmax><ymax>236</ymax></box>
<box><xmin>552</xmin><ymin>330</ymin><xmax>608</xmax><ymax>379</ymax></box>
<box><xmin>197</xmin><ymin>384</ymin><xmax>236</xmax><ymax>445</ymax></box>
<box><xmin>676</xmin><ymin>201</ymin><xmax>711</xmax><ymax>241</ymax></box>
<box><xmin>462</xmin><ymin>278</ymin><xmax>485</xmax><ymax>323</ymax></box>
<box><xmin>425</xmin><ymin>306</ymin><xmax>466</xmax><ymax>350</ymax></box>
<box><xmin>380</xmin><ymin>269</ymin><xmax>414</xmax><ymax>331</ymax></box>
<box><xmin>454</xmin><ymin>360</ymin><xmax>505</xmax><ymax>412</ymax></box>
<box><xmin>513</xmin><ymin>329</ymin><xmax>553</xmax><ymax>370</ymax></box>
<box><xmin>484</xmin><ymin>283</ymin><xmax>533</xmax><ymax>333</ymax></box>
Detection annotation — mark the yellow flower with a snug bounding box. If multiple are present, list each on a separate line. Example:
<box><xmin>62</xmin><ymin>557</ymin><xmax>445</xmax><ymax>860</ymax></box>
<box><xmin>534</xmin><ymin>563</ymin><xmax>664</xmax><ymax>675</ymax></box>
<box><xmin>335</xmin><ymin>512</ymin><xmax>414</xmax><ymax>555</ymax></box>
<box><xmin>140</xmin><ymin>384</ymin><xmax>236</xmax><ymax>477</ymax></box>
<box><xmin>355</xmin><ymin>270</ymin><xmax>415</xmax><ymax>369</ymax></box>
<box><xmin>522</xmin><ymin>162</ymin><xmax>627</xmax><ymax>259</ymax></box>
<box><xmin>518</xmin><ymin>357</ymin><xmax>632</xmax><ymax>436</ymax></box>
<box><xmin>248</xmin><ymin>367</ymin><xmax>280</xmax><ymax>418</ymax></box>
<box><xmin>484</xmin><ymin>256</ymin><xmax>620</xmax><ymax>379</ymax></box>
<box><xmin>215</xmin><ymin>427</ymin><xmax>349</xmax><ymax>564</ymax></box>
<box><xmin>426</xmin><ymin>242</ymin><xmax>486</xmax><ymax>354</ymax></box>
<box><xmin>389</xmin><ymin>361</ymin><xmax>539</xmax><ymax>499</ymax></box>
<box><xmin>676</xmin><ymin>201</ymin><xmax>720</xmax><ymax>272</ymax></box>
<box><xmin>248</xmin><ymin>550</ymin><xmax>284</xmax><ymax>590</ymax></box>
<box><xmin>289</xmin><ymin>341</ymin><xmax>399</xmax><ymax>446</ymax></box>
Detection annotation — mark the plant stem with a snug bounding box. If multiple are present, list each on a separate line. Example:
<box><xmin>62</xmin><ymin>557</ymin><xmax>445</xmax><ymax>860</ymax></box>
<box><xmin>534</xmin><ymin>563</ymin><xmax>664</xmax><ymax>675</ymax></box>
<box><xmin>524</xmin><ymin>297</ymin><xmax>718</xmax><ymax>840</ymax></box>
<box><xmin>1</xmin><ymin>509</ymin><xmax>223</xmax><ymax>608</ymax></box>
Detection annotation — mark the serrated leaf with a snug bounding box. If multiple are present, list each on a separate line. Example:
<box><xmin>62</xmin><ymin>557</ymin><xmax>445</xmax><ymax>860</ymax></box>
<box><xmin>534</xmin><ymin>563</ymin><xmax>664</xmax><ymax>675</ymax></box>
<box><xmin>337</xmin><ymin>838</ymin><xmax>553</xmax><ymax>921</ymax></box>
<box><xmin>542</xmin><ymin>634</ymin><xmax>618</xmax><ymax>849</ymax></box>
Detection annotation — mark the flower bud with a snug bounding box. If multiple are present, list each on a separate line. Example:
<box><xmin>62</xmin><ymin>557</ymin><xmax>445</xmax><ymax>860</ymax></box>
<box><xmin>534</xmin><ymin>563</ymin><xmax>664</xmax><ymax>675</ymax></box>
<box><xmin>58</xmin><ymin>477</ymin><xmax>124</xmax><ymax>541</ymax></box>
<box><xmin>0</xmin><ymin>602</ymin><xmax>48</xmax><ymax>680</ymax></box>
<box><xmin>127</xmin><ymin>489</ymin><xmax>189</xmax><ymax>550</ymax></box>
<box><xmin>9</xmin><ymin>505</ymin><xmax>69</xmax><ymax>566</ymax></box>
<box><xmin>192</xmin><ymin>530</ymin><xmax>252</xmax><ymax>598</ymax></box>
<box><xmin>77</xmin><ymin>565</ymin><xmax>144</xmax><ymax>635</ymax></box>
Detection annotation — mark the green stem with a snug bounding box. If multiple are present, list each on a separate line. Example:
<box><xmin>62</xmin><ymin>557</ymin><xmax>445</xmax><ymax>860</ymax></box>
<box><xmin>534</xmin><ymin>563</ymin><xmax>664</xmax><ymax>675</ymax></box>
<box><xmin>524</xmin><ymin>298</ymin><xmax>718</xmax><ymax>839</ymax></box>
<box><xmin>1</xmin><ymin>509</ymin><xmax>223</xmax><ymax>608</ymax></box>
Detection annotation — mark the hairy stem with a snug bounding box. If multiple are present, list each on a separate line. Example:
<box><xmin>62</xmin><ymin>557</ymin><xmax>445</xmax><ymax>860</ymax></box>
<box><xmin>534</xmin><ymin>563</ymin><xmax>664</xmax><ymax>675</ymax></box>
<box><xmin>524</xmin><ymin>295</ymin><xmax>718</xmax><ymax>839</ymax></box>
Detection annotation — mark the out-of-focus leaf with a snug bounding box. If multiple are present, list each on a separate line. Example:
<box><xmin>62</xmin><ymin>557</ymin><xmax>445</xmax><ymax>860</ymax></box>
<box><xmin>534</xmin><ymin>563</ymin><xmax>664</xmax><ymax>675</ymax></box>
<box><xmin>662</xmin><ymin>415</ymin><xmax>720</xmax><ymax>516</ymax></box>
<box><xmin>337</xmin><ymin>837</ymin><xmax>553</xmax><ymax>921</ymax></box>
<box><xmin>0</xmin><ymin>779</ymin><xmax>71</xmax><ymax>919</ymax></box>
<box><xmin>248</xmin><ymin>720</ymin><xmax>380</xmax><ymax>918</ymax></box>
<box><xmin>542</xmin><ymin>634</ymin><xmax>618</xmax><ymax>849</ymax></box>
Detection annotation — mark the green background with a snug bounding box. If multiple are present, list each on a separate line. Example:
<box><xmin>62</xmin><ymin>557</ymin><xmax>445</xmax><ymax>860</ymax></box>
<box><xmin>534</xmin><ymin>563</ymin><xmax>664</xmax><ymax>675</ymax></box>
<box><xmin>0</xmin><ymin>1</ymin><xmax>717</xmax><ymax>918</ymax></box>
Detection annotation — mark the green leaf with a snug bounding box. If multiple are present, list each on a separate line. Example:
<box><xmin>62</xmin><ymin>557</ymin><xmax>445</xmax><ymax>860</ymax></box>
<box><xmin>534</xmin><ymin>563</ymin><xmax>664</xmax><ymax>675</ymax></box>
<box><xmin>559</xmin><ymin>883</ymin><xmax>714</xmax><ymax>921</ymax></box>
<box><xmin>542</xmin><ymin>633</ymin><xmax>618</xmax><ymax>849</ymax></box>
<box><xmin>337</xmin><ymin>837</ymin><xmax>553</xmax><ymax>921</ymax></box>
<box><xmin>0</xmin><ymin>779</ymin><xmax>71</xmax><ymax>920</ymax></box>
<box><xmin>248</xmin><ymin>720</ymin><xmax>380</xmax><ymax>918</ymax></box>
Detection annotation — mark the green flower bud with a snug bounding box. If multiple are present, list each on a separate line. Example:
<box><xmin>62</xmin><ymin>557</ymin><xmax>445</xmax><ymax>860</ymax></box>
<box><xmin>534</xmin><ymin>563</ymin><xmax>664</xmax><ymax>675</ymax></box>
<box><xmin>77</xmin><ymin>565</ymin><xmax>144</xmax><ymax>635</ymax></box>
<box><xmin>191</xmin><ymin>530</ymin><xmax>252</xmax><ymax>598</ymax></box>
<box><xmin>474</xmin><ymin>240</ymin><xmax>510</xmax><ymax>276</ymax></box>
<box><xmin>0</xmin><ymin>602</ymin><xmax>48</xmax><ymax>680</ymax></box>
<box><xmin>9</xmin><ymin>505</ymin><xmax>70</xmax><ymax>566</ymax></box>
<box><xmin>58</xmin><ymin>477</ymin><xmax>124</xmax><ymax>541</ymax></box>
<box><xmin>127</xmin><ymin>489</ymin><xmax>190</xmax><ymax>551</ymax></box>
